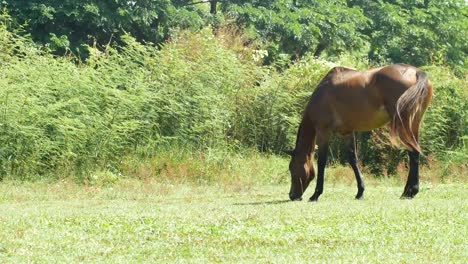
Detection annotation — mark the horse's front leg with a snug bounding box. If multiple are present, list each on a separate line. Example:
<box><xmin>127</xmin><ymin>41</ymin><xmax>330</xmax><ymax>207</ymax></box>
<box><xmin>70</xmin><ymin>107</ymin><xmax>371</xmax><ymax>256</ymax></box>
<box><xmin>309</xmin><ymin>133</ymin><xmax>329</xmax><ymax>202</ymax></box>
<box><xmin>401</xmin><ymin>151</ymin><xmax>420</xmax><ymax>199</ymax></box>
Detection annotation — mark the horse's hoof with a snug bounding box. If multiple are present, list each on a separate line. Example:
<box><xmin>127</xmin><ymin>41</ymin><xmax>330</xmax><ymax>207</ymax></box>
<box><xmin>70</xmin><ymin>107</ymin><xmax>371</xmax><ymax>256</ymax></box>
<box><xmin>355</xmin><ymin>191</ymin><xmax>364</xmax><ymax>200</ymax></box>
<box><xmin>400</xmin><ymin>192</ymin><xmax>416</xmax><ymax>199</ymax></box>
<box><xmin>401</xmin><ymin>186</ymin><xmax>419</xmax><ymax>199</ymax></box>
<box><xmin>308</xmin><ymin>196</ymin><xmax>319</xmax><ymax>202</ymax></box>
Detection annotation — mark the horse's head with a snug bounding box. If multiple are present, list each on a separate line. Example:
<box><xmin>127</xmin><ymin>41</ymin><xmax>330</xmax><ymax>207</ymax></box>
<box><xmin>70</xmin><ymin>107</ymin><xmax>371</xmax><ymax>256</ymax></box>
<box><xmin>288</xmin><ymin>150</ymin><xmax>314</xmax><ymax>201</ymax></box>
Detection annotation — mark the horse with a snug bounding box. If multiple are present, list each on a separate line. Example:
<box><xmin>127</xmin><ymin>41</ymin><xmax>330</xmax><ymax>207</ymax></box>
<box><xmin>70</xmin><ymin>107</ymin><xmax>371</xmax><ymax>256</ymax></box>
<box><xmin>288</xmin><ymin>64</ymin><xmax>433</xmax><ymax>201</ymax></box>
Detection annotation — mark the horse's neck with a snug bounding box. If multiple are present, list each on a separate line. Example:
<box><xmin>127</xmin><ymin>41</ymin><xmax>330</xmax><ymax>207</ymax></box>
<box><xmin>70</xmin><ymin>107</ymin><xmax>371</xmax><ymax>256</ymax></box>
<box><xmin>295</xmin><ymin>119</ymin><xmax>316</xmax><ymax>158</ymax></box>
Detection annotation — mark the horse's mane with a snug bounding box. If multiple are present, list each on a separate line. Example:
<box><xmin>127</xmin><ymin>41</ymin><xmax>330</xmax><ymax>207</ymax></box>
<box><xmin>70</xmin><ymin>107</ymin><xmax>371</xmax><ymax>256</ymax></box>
<box><xmin>292</xmin><ymin>123</ymin><xmax>302</xmax><ymax>154</ymax></box>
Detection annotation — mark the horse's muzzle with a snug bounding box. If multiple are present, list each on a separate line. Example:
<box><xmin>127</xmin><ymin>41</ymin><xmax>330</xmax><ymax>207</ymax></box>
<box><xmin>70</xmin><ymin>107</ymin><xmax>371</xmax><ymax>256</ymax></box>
<box><xmin>289</xmin><ymin>194</ymin><xmax>303</xmax><ymax>201</ymax></box>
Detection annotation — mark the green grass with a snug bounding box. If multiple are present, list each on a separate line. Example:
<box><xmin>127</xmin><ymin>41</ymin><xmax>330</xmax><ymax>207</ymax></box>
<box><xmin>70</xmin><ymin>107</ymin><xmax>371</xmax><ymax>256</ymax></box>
<box><xmin>0</xmin><ymin>179</ymin><xmax>466</xmax><ymax>263</ymax></box>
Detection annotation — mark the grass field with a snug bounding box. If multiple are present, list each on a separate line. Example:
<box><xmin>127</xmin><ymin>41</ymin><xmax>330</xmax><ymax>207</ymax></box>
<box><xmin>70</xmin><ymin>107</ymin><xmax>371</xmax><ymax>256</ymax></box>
<box><xmin>0</xmin><ymin>179</ymin><xmax>466</xmax><ymax>263</ymax></box>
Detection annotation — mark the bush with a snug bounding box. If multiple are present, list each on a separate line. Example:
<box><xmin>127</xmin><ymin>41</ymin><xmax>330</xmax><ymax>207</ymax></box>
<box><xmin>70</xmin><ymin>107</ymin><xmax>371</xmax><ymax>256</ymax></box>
<box><xmin>420</xmin><ymin>66</ymin><xmax>468</xmax><ymax>157</ymax></box>
<box><xmin>0</xmin><ymin>27</ymin><xmax>265</xmax><ymax>179</ymax></box>
<box><xmin>0</xmin><ymin>25</ymin><xmax>466</xmax><ymax>181</ymax></box>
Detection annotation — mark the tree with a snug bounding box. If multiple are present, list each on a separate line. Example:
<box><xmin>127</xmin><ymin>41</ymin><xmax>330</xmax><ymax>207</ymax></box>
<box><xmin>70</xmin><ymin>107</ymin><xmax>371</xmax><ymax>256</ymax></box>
<box><xmin>222</xmin><ymin>0</ymin><xmax>370</xmax><ymax>62</ymax></box>
<box><xmin>1</xmin><ymin>0</ymin><xmax>209</xmax><ymax>57</ymax></box>
<box><xmin>348</xmin><ymin>0</ymin><xmax>468</xmax><ymax>73</ymax></box>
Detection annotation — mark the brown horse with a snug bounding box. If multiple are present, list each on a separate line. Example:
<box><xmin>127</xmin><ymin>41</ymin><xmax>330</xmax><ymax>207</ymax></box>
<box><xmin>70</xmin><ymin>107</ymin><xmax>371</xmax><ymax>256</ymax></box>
<box><xmin>288</xmin><ymin>64</ymin><xmax>433</xmax><ymax>201</ymax></box>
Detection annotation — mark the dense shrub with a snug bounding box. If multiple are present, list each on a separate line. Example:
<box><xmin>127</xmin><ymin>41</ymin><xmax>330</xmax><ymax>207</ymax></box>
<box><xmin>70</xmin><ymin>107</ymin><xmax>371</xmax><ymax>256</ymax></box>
<box><xmin>0</xmin><ymin>25</ymin><xmax>466</xmax><ymax>180</ymax></box>
<box><xmin>229</xmin><ymin>56</ymin><xmax>332</xmax><ymax>152</ymax></box>
<box><xmin>0</xmin><ymin>27</ymin><xmax>264</xmax><ymax>179</ymax></box>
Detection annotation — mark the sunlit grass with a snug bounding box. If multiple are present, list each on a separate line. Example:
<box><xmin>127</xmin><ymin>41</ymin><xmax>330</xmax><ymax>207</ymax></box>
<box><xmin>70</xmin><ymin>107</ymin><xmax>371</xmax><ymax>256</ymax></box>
<box><xmin>0</xmin><ymin>178</ymin><xmax>466</xmax><ymax>263</ymax></box>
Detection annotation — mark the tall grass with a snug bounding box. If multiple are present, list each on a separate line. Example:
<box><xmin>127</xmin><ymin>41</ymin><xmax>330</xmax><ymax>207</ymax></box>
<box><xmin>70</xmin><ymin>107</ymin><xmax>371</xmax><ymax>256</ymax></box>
<box><xmin>0</xmin><ymin>25</ymin><xmax>466</xmax><ymax>181</ymax></box>
<box><xmin>0</xmin><ymin>27</ymin><xmax>266</xmax><ymax>180</ymax></box>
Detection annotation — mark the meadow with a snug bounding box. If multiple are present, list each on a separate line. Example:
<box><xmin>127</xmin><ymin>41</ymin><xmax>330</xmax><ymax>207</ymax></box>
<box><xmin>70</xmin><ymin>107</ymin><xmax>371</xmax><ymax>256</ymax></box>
<box><xmin>1</xmin><ymin>170</ymin><xmax>466</xmax><ymax>263</ymax></box>
<box><xmin>1</xmin><ymin>5</ymin><xmax>467</xmax><ymax>263</ymax></box>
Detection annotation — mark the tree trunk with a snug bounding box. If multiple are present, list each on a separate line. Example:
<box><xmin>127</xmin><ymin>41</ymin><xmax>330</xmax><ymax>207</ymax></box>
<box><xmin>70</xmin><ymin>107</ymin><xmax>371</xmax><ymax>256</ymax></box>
<box><xmin>210</xmin><ymin>1</ymin><xmax>218</xmax><ymax>14</ymax></box>
<box><xmin>314</xmin><ymin>42</ymin><xmax>327</xmax><ymax>57</ymax></box>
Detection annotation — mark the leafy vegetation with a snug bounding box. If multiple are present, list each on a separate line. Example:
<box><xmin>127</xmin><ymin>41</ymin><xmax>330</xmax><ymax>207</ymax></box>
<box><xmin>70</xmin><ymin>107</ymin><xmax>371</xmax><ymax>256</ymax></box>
<box><xmin>349</xmin><ymin>0</ymin><xmax>468</xmax><ymax>75</ymax></box>
<box><xmin>0</xmin><ymin>2</ymin><xmax>467</xmax><ymax>180</ymax></box>
<box><xmin>2</xmin><ymin>1</ymin><xmax>466</xmax><ymax>71</ymax></box>
<box><xmin>222</xmin><ymin>0</ymin><xmax>370</xmax><ymax>62</ymax></box>
<box><xmin>0</xmin><ymin>20</ymin><xmax>467</xmax><ymax>180</ymax></box>
<box><xmin>0</xmin><ymin>26</ymin><xmax>259</xmax><ymax>179</ymax></box>
<box><xmin>224</xmin><ymin>0</ymin><xmax>468</xmax><ymax>72</ymax></box>
<box><xmin>0</xmin><ymin>0</ymin><xmax>216</xmax><ymax>57</ymax></box>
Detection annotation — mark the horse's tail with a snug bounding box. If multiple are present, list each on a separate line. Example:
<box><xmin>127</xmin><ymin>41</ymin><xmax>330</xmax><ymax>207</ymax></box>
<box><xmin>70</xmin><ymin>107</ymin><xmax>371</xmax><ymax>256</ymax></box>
<box><xmin>390</xmin><ymin>71</ymin><xmax>431</xmax><ymax>153</ymax></box>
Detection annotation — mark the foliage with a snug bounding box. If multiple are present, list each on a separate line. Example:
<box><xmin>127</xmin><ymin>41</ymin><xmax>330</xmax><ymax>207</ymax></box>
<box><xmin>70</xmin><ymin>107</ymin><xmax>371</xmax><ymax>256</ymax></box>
<box><xmin>349</xmin><ymin>0</ymin><xmax>468</xmax><ymax>74</ymax></box>
<box><xmin>0</xmin><ymin>0</ymin><xmax>218</xmax><ymax>57</ymax></box>
<box><xmin>222</xmin><ymin>0</ymin><xmax>370</xmax><ymax>63</ymax></box>
<box><xmin>222</xmin><ymin>0</ymin><xmax>467</xmax><ymax>73</ymax></box>
<box><xmin>420</xmin><ymin>66</ymin><xmax>468</xmax><ymax>159</ymax></box>
<box><xmin>2</xmin><ymin>0</ymin><xmax>467</xmax><ymax>72</ymax></box>
<box><xmin>0</xmin><ymin>26</ymin><xmax>263</xmax><ymax>179</ymax></box>
<box><xmin>228</xmin><ymin>56</ymin><xmax>333</xmax><ymax>152</ymax></box>
<box><xmin>0</xmin><ymin>17</ymin><xmax>466</xmax><ymax>180</ymax></box>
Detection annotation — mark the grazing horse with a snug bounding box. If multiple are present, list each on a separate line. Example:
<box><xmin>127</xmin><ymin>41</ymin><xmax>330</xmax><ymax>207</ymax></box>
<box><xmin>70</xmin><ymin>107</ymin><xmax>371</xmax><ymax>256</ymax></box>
<box><xmin>288</xmin><ymin>64</ymin><xmax>433</xmax><ymax>201</ymax></box>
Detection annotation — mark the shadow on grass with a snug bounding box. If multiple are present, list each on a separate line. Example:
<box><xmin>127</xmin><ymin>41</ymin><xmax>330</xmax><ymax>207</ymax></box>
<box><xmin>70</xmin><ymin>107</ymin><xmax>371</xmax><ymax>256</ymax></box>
<box><xmin>233</xmin><ymin>200</ymin><xmax>291</xmax><ymax>206</ymax></box>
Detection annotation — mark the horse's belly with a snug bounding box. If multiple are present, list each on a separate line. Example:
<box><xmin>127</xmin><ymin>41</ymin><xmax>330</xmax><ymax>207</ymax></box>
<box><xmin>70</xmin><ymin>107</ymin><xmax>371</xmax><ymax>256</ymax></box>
<box><xmin>335</xmin><ymin>105</ymin><xmax>390</xmax><ymax>134</ymax></box>
<box><xmin>353</xmin><ymin>105</ymin><xmax>390</xmax><ymax>131</ymax></box>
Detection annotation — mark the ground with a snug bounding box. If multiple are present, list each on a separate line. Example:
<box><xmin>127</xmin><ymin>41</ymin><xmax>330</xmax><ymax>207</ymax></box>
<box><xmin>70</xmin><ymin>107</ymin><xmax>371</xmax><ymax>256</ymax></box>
<box><xmin>0</xmin><ymin>180</ymin><xmax>466</xmax><ymax>263</ymax></box>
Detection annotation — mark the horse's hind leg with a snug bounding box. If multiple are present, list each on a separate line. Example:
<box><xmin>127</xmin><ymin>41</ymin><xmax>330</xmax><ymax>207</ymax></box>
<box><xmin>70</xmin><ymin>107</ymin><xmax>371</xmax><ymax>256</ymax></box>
<box><xmin>346</xmin><ymin>132</ymin><xmax>365</xmax><ymax>200</ymax></box>
<box><xmin>402</xmin><ymin>120</ymin><xmax>421</xmax><ymax>199</ymax></box>
<box><xmin>402</xmin><ymin>151</ymin><xmax>420</xmax><ymax>199</ymax></box>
